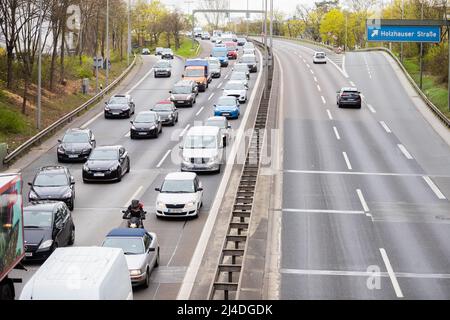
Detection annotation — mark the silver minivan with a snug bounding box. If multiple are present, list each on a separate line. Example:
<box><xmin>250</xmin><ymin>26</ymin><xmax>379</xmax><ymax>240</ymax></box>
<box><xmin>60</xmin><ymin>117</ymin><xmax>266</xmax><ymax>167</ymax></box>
<box><xmin>181</xmin><ymin>126</ymin><xmax>224</xmax><ymax>173</ymax></box>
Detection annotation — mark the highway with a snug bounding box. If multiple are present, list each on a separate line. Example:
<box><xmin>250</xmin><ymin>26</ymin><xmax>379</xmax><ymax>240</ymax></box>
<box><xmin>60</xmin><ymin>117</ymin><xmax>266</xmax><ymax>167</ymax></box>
<box><xmin>10</xmin><ymin>40</ymin><xmax>263</xmax><ymax>300</ymax></box>
<box><xmin>274</xmin><ymin>39</ymin><xmax>450</xmax><ymax>299</ymax></box>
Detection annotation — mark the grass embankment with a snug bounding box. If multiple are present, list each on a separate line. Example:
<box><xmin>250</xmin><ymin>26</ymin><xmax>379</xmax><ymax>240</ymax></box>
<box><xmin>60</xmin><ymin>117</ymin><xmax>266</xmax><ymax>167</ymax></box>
<box><xmin>0</xmin><ymin>53</ymin><xmax>129</xmax><ymax>152</ymax></box>
<box><xmin>173</xmin><ymin>37</ymin><xmax>201</xmax><ymax>59</ymax></box>
<box><xmin>400</xmin><ymin>56</ymin><xmax>450</xmax><ymax>119</ymax></box>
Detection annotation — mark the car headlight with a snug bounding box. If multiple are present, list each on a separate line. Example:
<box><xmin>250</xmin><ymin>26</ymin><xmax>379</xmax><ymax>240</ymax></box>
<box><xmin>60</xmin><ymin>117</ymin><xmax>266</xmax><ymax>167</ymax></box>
<box><xmin>183</xmin><ymin>155</ymin><xmax>191</xmax><ymax>162</ymax></box>
<box><xmin>122</xmin><ymin>106</ymin><xmax>130</xmax><ymax>111</ymax></box>
<box><xmin>131</xmin><ymin>125</ymin><xmax>136</xmax><ymax>130</ymax></box>
<box><xmin>105</xmin><ymin>106</ymin><xmax>110</xmax><ymax>111</ymax></box>
<box><xmin>170</xmin><ymin>95</ymin><xmax>175</xmax><ymax>100</ymax></box>
<box><xmin>62</xmin><ymin>190</ymin><xmax>72</xmax><ymax>199</ymax></box>
<box><xmin>156</xmin><ymin>201</ymin><xmax>165</xmax><ymax>209</ymax></box>
<box><xmin>81</xmin><ymin>148</ymin><xmax>91</xmax><ymax>154</ymax></box>
<box><xmin>150</xmin><ymin>125</ymin><xmax>156</xmax><ymax>130</ymax></box>
<box><xmin>168</xmin><ymin>114</ymin><xmax>173</xmax><ymax>119</ymax></box>
<box><xmin>130</xmin><ymin>269</ymin><xmax>142</xmax><ymax>276</ymax></box>
<box><xmin>38</xmin><ymin>240</ymin><xmax>53</xmax><ymax>250</ymax></box>
<box><xmin>29</xmin><ymin>190</ymin><xmax>39</xmax><ymax>199</ymax></box>
<box><xmin>57</xmin><ymin>145</ymin><xmax>65</xmax><ymax>154</ymax></box>
<box><xmin>83</xmin><ymin>163</ymin><xmax>89</xmax><ymax>171</ymax></box>
<box><xmin>109</xmin><ymin>165</ymin><xmax>118</xmax><ymax>171</ymax></box>
<box><xmin>185</xmin><ymin>201</ymin><xmax>196</xmax><ymax>208</ymax></box>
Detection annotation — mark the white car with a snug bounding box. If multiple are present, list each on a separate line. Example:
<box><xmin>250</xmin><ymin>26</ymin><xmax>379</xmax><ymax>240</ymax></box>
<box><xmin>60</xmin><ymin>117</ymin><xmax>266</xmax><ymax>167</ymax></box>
<box><xmin>243</xmin><ymin>48</ymin><xmax>256</xmax><ymax>55</ymax></box>
<box><xmin>142</xmin><ymin>48</ymin><xmax>150</xmax><ymax>55</ymax></box>
<box><xmin>223</xmin><ymin>80</ymin><xmax>248</xmax><ymax>103</ymax></box>
<box><xmin>229</xmin><ymin>71</ymin><xmax>249</xmax><ymax>87</ymax></box>
<box><xmin>232</xmin><ymin>63</ymin><xmax>250</xmax><ymax>79</ymax></box>
<box><xmin>313</xmin><ymin>52</ymin><xmax>327</xmax><ymax>64</ymax></box>
<box><xmin>155</xmin><ymin>172</ymin><xmax>204</xmax><ymax>218</ymax></box>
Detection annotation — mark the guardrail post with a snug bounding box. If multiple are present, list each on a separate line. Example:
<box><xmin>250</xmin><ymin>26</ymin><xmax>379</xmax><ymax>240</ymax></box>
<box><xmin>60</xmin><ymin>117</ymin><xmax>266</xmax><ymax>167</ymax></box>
<box><xmin>0</xmin><ymin>143</ymin><xmax>7</xmax><ymax>169</ymax></box>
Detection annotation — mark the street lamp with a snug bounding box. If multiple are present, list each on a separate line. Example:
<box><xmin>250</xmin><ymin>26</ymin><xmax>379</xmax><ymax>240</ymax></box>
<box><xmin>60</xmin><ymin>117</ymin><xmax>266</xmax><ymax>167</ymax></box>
<box><xmin>127</xmin><ymin>0</ymin><xmax>131</xmax><ymax>66</ymax></box>
<box><xmin>37</xmin><ymin>0</ymin><xmax>43</xmax><ymax>130</ymax></box>
<box><xmin>106</xmin><ymin>0</ymin><xmax>110</xmax><ymax>88</ymax></box>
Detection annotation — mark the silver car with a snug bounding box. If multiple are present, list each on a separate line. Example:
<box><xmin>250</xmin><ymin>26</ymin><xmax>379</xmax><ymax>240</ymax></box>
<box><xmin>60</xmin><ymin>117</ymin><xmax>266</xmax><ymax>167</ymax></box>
<box><xmin>230</xmin><ymin>71</ymin><xmax>249</xmax><ymax>87</ymax></box>
<box><xmin>205</xmin><ymin>116</ymin><xmax>231</xmax><ymax>147</ymax></box>
<box><xmin>102</xmin><ymin>228</ymin><xmax>159</xmax><ymax>288</ymax></box>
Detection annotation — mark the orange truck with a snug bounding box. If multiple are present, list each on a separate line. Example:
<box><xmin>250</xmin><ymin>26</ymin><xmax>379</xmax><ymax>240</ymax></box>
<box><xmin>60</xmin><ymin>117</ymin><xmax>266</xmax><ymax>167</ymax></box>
<box><xmin>182</xmin><ymin>59</ymin><xmax>212</xmax><ymax>92</ymax></box>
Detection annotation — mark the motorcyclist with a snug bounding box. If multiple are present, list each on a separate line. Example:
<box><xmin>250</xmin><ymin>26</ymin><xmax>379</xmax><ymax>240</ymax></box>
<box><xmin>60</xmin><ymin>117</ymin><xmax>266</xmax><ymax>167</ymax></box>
<box><xmin>122</xmin><ymin>200</ymin><xmax>146</xmax><ymax>228</ymax></box>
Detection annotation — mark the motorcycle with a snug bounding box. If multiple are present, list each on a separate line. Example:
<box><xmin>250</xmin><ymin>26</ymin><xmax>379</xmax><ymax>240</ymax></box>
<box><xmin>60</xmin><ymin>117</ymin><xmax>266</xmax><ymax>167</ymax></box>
<box><xmin>122</xmin><ymin>210</ymin><xmax>147</xmax><ymax>229</ymax></box>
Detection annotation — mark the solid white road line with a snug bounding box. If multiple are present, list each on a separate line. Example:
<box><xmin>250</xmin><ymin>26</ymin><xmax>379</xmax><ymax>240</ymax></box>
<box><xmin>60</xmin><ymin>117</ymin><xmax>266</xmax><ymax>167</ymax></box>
<box><xmin>126</xmin><ymin>68</ymin><xmax>155</xmax><ymax>95</ymax></box>
<box><xmin>224</xmin><ymin>74</ymin><xmax>229</xmax><ymax>80</ymax></box>
<box><xmin>179</xmin><ymin>124</ymin><xmax>191</xmax><ymax>138</ymax></box>
<box><xmin>380</xmin><ymin>121</ymin><xmax>392</xmax><ymax>133</ymax></box>
<box><xmin>342</xmin><ymin>152</ymin><xmax>353</xmax><ymax>170</ymax></box>
<box><xmin>356</xmin><ymin>189</ymin><xmax>370</xmax><ymax>212</ymax></box>
<box><xmin>367</xmin><ymin>104</ymin><xmax>377</xmax><ymax>113</ymax></box>
<box><xmin>124</xmin><ymin>186</ymin><xmax>144</xmax><ymax>207</ymax></box>
<box><xmin>283</xmin><ymin>169</ymin><xmax>450</xmax><ymax>179</ymax></box>
<box><xmin>156</xmin><ymin>150</ymin><xmax>172</xmax><ymax>168</ymax></box>
<box><xmin>380</xmin><ymin>248</ymin><xmax>404</xmax><ymax>298</ymax></box>
<box><xmin>317</xmin><ymin>85</ymin><xmax>321</xmax><ymax>92</ymax></box>
<box><xmin>302</xmin><ymin>58</ymin><xmax>306</xmax><ymax>63</ymax></box>
<box><xmin>423</xmin><ymin>176</ymin><xmax>447</xmax><ymax>200</ymax></box>
<box><xmin>327</xmin><ymin>109</ymin><xmax>333</xmax><ymax>120</ymax></box>
<box><xmin>281</xmin><ymin>268</ymin><xmax>450</xmax><ymax>279</ymax></box>
<box><xmin>333</xmin><ymin>126</ymin><xmax>341</xmax><ymax>140</ymax></box>
<box><xmin>327</xmin><ymin>56</ymin><xmax>349</xmax><ymax>78</ymax></box>
<box><xmin>321</xmin><ymin>96</ymin><xmax>326</xmax><ymax>104</ymax></box>
<box><xmin>208</xmin><ymin>93</ymin><xmax>215</xmax><ymax>101</ymax></box>
<box><xmin>195</xmin><ymin>106</ymin><xmax>205</xmax><ymax>116</ymax></box>
<box><xmin>283</xmin><ymin>209</ymin><xmax>365</xmax><ymax>215</ymax></box>
<box><xmin>398</xmin><ymin>144</ymin><xmax>413</xmax><ymax>160</ymax></box>
<box><xmin>81</xmin><ymin>111</ymin><xmax>103</xmax><ymax>129</ymax></box>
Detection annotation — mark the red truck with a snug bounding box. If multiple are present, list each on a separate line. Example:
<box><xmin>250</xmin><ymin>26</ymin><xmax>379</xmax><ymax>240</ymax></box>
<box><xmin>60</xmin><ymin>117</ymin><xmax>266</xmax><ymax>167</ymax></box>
<box><xmin>0</xmin><ymin>173</ymin><xmax>25</xmax><ymax>300</ymax></box>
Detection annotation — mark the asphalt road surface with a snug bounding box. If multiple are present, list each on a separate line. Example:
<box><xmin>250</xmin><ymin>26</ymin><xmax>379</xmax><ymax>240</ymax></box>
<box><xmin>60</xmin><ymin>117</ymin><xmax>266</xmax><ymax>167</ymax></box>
<box><xmin>10</xmin><ymin>40</ymin><xmax>262</xmax><ymax>300</ymax></box>
<box><xmin>275</xmin><ymin>39</ymin><xmax>450</xmax><ymax>299</ymax></box>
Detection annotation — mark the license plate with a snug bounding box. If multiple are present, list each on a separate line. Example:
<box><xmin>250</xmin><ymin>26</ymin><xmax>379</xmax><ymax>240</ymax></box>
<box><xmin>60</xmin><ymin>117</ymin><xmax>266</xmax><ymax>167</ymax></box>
<box><xmin>112</xmin><ymin>112</ymin><xmax>120</xmax><ymax>115</ymax></box>
<box><xmin>25</xmin><ymin>252</ymin><xmax>33</xmax><ymax>257</ymax></box>
<box><xmin>168</xmin><ymin>209</ymin><xmax>182</xmax><ymax>213</ymax></box>
<box><xmin>178</xmin><ymin>101</ymin><xmax>184</xmax><ymax>104</ymax></box>
<box><xmin>223</xmin><ymin>113</ymin><xmax>230</xmax><ymax>116</ymax></box>
<box><xmin>94</xmin><ymin>173</ymin><xmax>105</xmax><ymax>177</ymax></box>
<box><xmin>138</xmin><ymin>132</ymin><xmax>147</xmax><ymax>135</ymax></box>
<box><xmin>68</xmin><ymin>155</ymin><xmax>78</xmax><ymax>158</ymax></box>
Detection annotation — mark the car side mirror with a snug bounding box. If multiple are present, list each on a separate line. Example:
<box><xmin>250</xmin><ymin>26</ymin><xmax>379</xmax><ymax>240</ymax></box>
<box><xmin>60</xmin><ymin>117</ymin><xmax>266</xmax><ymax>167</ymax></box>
<box><xmin>104</xmin><ymin>101</ymin><xmax>108</xmax><ymax>105</ymax></box>
<box><xmin>169</xmin><ymin>90</ymin><xmax>172</xmax><ymax>94</ymax></box>
<box><xmin>70</xmin><ymin>177</ymin><xmax>75</xmax><ymax>185</ymax></box>
<box><xmin>148</xmin><ymin>247</ymin><xmax>156</xmax><ymax>252</ymax></box>
<box><xmin>227</xmin><ymin>125</ymin><xmax>232</xmax><ymax>129</ymax></box>
<box><xmin>179</xmin><ymin>145</ymin><xmax>184</xmax><ymax>150</ymax></box>
<box><xmin>182</xmin><ymin>74</ymin><xmax>185</xmax><ymax>78</ymax></box>
<box><xmin>155</xmin><ymin>187</ymin><xmax>161</xmax><ymax>192</ymax></box>
<box><xmin>57</xmin><ymin>139</ymin><xmax>62</xmax><ymax>143</ymax></box>
<box><xmin>130</xmin><ymin>121</ymin><xmax>133</xmax><ymax>124</ymax></box>
<box><xmin>28</xmin><ymin>182</ymin><xmax>32</xmax><ymax>186</ymax></box>
<box><xmin>197</xmin><ymin>187</ymin><xmax>203</xmax><ymax>192</ymax></box>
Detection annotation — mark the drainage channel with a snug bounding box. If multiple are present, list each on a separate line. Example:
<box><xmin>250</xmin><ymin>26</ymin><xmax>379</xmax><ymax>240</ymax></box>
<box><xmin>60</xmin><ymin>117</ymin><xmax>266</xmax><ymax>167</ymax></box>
<box><xmin>208</xmin><ymin>41</ymin><xmax>274</xmax><ymax>300</ymax></box>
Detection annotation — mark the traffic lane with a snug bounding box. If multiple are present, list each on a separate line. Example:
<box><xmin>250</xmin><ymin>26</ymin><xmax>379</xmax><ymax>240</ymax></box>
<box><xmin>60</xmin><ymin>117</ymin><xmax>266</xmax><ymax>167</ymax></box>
<box><xmin>396</xmin><ymin>278</ymin><xmax>450</xmax><ymax>300</ymax></box>
<box><xmin>346</xmin><ymin>51</ymin><xmax>450</xmax><ymax>177</ymax></box>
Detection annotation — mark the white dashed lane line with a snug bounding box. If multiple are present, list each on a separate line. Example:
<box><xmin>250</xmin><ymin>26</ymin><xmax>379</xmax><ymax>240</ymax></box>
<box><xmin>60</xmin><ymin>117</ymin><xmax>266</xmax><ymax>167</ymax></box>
<box><xmin>333</xmin><ymin>126</ymin><xmax>341</xmax><ymax>140</ymax></box>
<box><xmin>342</xmin><ymin>152</ymin><xmax>353</xmax><ymax>170</ymax></box>
<box><xmin>397</xmin><ymin>144</ymin><xmax>414</xmax><ymax>160</ymax></box>
<box><xmin>156</xmin><ymin>150</ymin><xmax>172</xmax><ymax>168</ymax></box>
<box><xmin>195</xmin><ymin>106</ymin><xmax>205</xmax><ymax>116</ymax></box>
<box><xmin>379</xmin><ymin>121</ymin><xmax>392</xmax><ymax>133</ymax></box>
<box><xmin>327</xmin><ymin>109</ymin><xmax>333</xmax><ymax>120</ymax></box>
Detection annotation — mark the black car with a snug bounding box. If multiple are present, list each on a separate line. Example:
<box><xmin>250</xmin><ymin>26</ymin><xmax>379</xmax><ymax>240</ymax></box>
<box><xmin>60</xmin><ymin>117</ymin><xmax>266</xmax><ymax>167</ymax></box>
<box><xmin>57</xmin><ymin>128</ymin><xmax>96</xmax><ymax>162</ymax></box>
<box><xmin>237</xmin><ymin>38</ymin><xmax>247</xmax><ymax>46</ymax></box>
<box><xmin>240</xmin><ymin>54</ymin><xmax>258</xmax><ymax>73</ymax></box>
<box><xmin>169</xmin><ymin>80</ymin><xmax>198</xmax><ymax>107</ymax></box>
<box><xmin>104</xmin><ymin>94</ymin><xmax>136</xmax><ymax>118</ymax></box>
<box><xmin>336</xmin><ymin>87</ymin><xmax>362</xmax><ymax>108</ymax></box>
<box><xmin>83</xmin><ymin>146</ymin><xmax>130</xmax><ymax>183</ymax></box>
<box><xmin>23</xmin><ymin>201</ymin><xmax>75</xmax><ymax>262</ymax></box>
<box><xmin>161</xmin><ymin>48</ymin><xmax>174</xmax><ymax>59</ymax></box>
<box><xmin>154</xmin><ymin>59</ymin><xmax>172</xmax><ymax>78</ymax></box>
<box><xmin>150</xmin><ymin>101</ymin><xmax>179</xmax><ymax>126</ymax></box>
<box><xmin>28</xmin><ymin>166</ymin><xmax>76</xmax><ymax>210</ymax></box>
<box><xmin>130</xmin><ymin>111</ymin><xmax>162</xmax><ymax>139</ymax></box>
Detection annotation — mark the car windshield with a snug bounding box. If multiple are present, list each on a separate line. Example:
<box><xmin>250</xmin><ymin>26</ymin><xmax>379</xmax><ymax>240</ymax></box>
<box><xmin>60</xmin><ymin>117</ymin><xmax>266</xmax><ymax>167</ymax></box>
<box><xmin>161</xmin><ymin>179</ymin><xmax>195</xmax><ymax>193</ymax></box>
<box><xmin>212</xmin><ymin>50</ymin><xmax>226</xmax><ymax>57</ymax></box>
<box><xmin>156</xmin><ymin>47</ymin><xmax>163</xmax><ymax>52</ymax></box>
<box><xmin>225</xmin><ymin>82</ymin><xmax>245</xmax><ymax>90</ymax></box>
<box><xmin>62</xmin><ymin>132</ymin><xmax>89</xmax><ymax>143</ymax></box>
<box><xmin>153</xmin><ymin>104</ymin><xmax>172</xmax><ymax>111</ymax></box>
<box><xmin>34</xmin><ymin>172</ymin><xmax>68</xmax><ymax>187</ymax></box>
<box><xmin>135</xmin><ymin>113</ymin><xmax>156</xmax><ymax>123</ymax></box>
<box><xmin>231</xmin><ymin>72</ymin><xmax>246</xmax><ymax>80</ymax></box>
<box><xmin>24</xmin><ymin>209</ymin><xmax>53</xmax><ymax>228</ymax></box>
<box><xmin>172</xmin><ymin>86</ymin><xmax>191</xmax><ymax>94</ymax></box>
<box><xmin>184</xmin><ymin>135</ymin><xmax>217</xmax><ymax>149</ymax></box>
<box><xmin>89</xmin><ymin>149</ymin><xmax>118</xmax><ymax>160</ymax></box>
<box><xmin>208</xmin><ymin>60</ymin><xmax>220</xmax><ymax>67</ymax></box>
<box><xmin>234</xmin><ymin>65</ymin><xmax>249</xmax><ymax>72</ymax></box>
<box><xmin>103</xmin><ymin>237</ymin><xmax>145</xmax><ymax>255</ymax></box>
<box><xmin>156</xmin><ymin>61</ymin><xmax>170</xmax><ymax>68</ymax></box>
<box><xmin>109</xmin><ymin>96</ymin><xmax>127</xmax><ymax>104</ymax></box>
<box><xmin>315</xmin><ymin>53</ymin><xmax>325</xmax><ymax>58</ymax></box>
<box><xmin>163</xmin><ymin>49</ymin><xmax>172</xmax><ymax>54</ymax></box>
<box><xmin>205</xmin><ymin>120</ymin><xmax>226</xmax><ymax>128</ymax></box>
<box><xmin>244</xmin><ymin>44</ymin><xmax>254</xmax><ymax>49</ymax></box>
<box><xmin>217</xmin><ymin>97</ymin><xmax>237</xmax><ymax>106</ymax></box>
<box><xmin>185</xmin><ymin>69</ymin><xmax>204</xmax><ymax>77</ymax></box>
<box><xmin>238</xmin><ymin>38</ymin><xmax>246</xmax><ymax>42</ymax></box>
<box><xmin>241</xmin><ymin>56</ymin><xmax>256</xmax><ymax>63</ymax></box>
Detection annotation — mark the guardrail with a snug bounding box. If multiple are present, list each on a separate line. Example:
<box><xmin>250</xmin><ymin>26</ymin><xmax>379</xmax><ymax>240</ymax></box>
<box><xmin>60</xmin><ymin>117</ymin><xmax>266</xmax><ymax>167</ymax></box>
<box><xmin>248</xmin><ymin>34</ymin><xmax>335</xmax><ymax>52</ymax></box>
<box><xmin>355</xmin><ymin>47</ymin><xmax>450</xmax><ymax>128</ymax></box>
<box><xmin>3</xmin><ymin>55</ymin><xmax>138</xmax><ymax>165</ymax></box>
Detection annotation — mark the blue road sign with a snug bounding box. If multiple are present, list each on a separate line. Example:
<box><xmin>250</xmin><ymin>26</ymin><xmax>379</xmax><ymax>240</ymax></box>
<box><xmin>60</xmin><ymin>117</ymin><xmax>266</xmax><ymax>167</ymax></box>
<box><xmin>367</xmin><ymin>25</ymin><xmax>441</xmax><ymax>43</ymax></box>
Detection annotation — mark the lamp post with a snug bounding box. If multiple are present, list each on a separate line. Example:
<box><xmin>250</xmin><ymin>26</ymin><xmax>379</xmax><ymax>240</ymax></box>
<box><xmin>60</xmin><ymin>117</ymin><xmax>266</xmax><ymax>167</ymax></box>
<box><xmin>127</xmin><ymin>0</ymin><xmax>131</xmax><ymax>66</ymax></box>
<box><xmin>400</xmin><ymin>0</ymin><xmax>404</xmax><ymax>62</ymax></box>
<box><xmin>106</xmin><ymin>0</ymin><xmax>110</xmax><ymax>87</ymax></box>
<box><xmin>37</xmin><ymin>0</ymin><xmax>43</xmax><ymax>130</ymax></box>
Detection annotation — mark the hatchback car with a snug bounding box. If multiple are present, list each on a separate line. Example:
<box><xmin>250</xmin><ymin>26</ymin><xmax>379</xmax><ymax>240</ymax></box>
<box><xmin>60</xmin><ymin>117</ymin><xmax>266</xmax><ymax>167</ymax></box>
<box><xmin>83</xmin><ymin>146</ymin><xmax>130</xmax><ymax>182</ymax></box>
<box><xmin>155</xmin><ymin>172</ymin><xmax>203</xmax><ymax>218</ymax></box>
<box><xmin>155</xmin><ymin>47</ymin><xmax>164</xmax><ymax>56</ymax></box>
<box><xmin>205</xmin><ymin>116</ymin><xmax>231</xmax><ymax>147</ymax></box>
<box><xmin>240</xmin><ymin>54</ymin><xmax>258</xmax><ymax>73</ymax></box>
<box><xmin>104</xmin><ymin>94</ymin><xmax>136</xmax><ymax>118</ymax></box>
<box><xmin>142</xmin><ymin>48</ymin><xmax>150</xmax><ymax>55</ymax></box>
<box><xmin>130</xmin><ymin>111</ymin><xmax>162</xmax><ymax>139</ymax></box>
<box><xmin>207</xmin><ymin>57</ymin><xmax>222</xmax><ymax>78</ymax></box>
<box><xmin>169</xmin><ymin>80</ymin><xmax>198</xmax><ymax>107</ymax></box>
<box><xmin>154</xmin><ymin>59</ymin><xmax>172</xmax><ymax>78</ymax></box>
<box><xmin>214</xmin><ymin>96</ymin><xmax>240</xmax><ymax>119</ymax></box>
<box><xmin>237</xmin><ymin>38</ymin><xmax>247</xmax><ymax>46</ymax></box>
<box><xmin>230</xmin><ymin>71</ymin><xmax>249</xmax><ymax>87</ymax></box>
<box><xmin>150</xmin><ymin>101</ymin><xmax>178</xmax><ymax>126</ymax></box>
<box><xmin>23</xmin><ymin>201</ymin><xmax>75</xmax><ymax>262</ymax></box>
<box><xmin>232</xmin><ymin>63</ymin><xmax>250</xmax><ymax>79</ymax></box>
<box><xmin>102</xmin><ymin>228</ymin><xmax>159</xmax><ymax>288</ymax></box>
<box><xmin>243</xmin><ymin>42</ymin><xmax>255</xmax><ymax>50</ymax></box>
<box><xmin>243</xmin><ymin>48</ymin><xmax>256</xmax><ymax>55</ymax></box>
<box><xmin>57</xmin><ymin>128</ymin><xmax>96</xmax><ymax>162</ymax></box>
<box><xmin>336</xmin><ymin>87</ymin><xmax>362</xmax><ymax>108</ymax></box>
<box><xmin>161</xmin><ymin>48</ymin><xmax>174</xmax><ymax>59</ymax></box>
<box><xmin>28</xmin><ymin>166</ymin><xmax>76</xmax><ymax>210</ymax></box>
<box><xmin>225</xmin><ymin>42</ymin><xmax>238</xmax><ymax>60</ymax></box>
<box><xmin>313</xmin><ymin>52</ymin><xmax>327</xmax><ymax>64</ymax></box>
<box><xmin>223</xmin><ymin>80</ymin><xmax>248</xmax><ymax>103</ymax></box>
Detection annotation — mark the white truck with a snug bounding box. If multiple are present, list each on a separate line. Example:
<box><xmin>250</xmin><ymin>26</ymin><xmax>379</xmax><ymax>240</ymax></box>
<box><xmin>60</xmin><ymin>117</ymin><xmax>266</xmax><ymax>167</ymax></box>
<box><xmin>19</xmin><ymin>247</ymin><xmax>133</xmax><ymax>300</ymax></box>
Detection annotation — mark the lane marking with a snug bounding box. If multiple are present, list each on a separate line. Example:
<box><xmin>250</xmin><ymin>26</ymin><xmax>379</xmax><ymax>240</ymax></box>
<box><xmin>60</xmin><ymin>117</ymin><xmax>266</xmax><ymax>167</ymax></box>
<box><xmin>317</xmin><ymin>85</ymin><xmax>321</xmax><ymax>92</ymax></box>
<box><xmin>306</xmin><ymin>63</ymin><xmax>311</xmax><ymax>68</ymax></box>
<box><xmin>423</xmin><ymin>176</ymin><xmax>447</xmax><ymax>200</ymax></box>
<box><xmin>314</xmin><ymin>76</ymin><xmax>318</xmax><ymax>82</ymax></box>
<box><xmin>283</xmin><ymin>169</ymin><xmax>450</xmax><ymax>179</ymax></box>
<box><xmin>81</xmin><ymin>111</ymin><xmax>103</xmax><ymax>129</ymax></box>
<box><xmin>333</xmin><ymin>126</ymin><xmax>341</xmax><ymax>140</ymax></box>
<box><xmin>126</xmin><ymin>67</ymin><xmax>155</xmax><ymax>95</ymax></box>
<box><xmin>124</xmin><ymin>186</ymin><xmax>144</xmax><ymax>207</ymax></box>
<box><xmin>367</xmin><ymin>104</ymin><xmax>376</xmax><ymax>113</ymax></box>
<box><xmin>380</xmin><ymin>248</ymin><xmax>404</xmax><ymax>298</ymax></box>
<box><xmin>342</xmin><ymin>152</ymin><xmax>353</xmax><ymax>170</ymax></box>
<box><xmin>179</xmin><ymin>124</ymin><xmax>191</xmax><ymax>138</ymax></box>
<box><xmin>310</xmin><ymin>69</ymin><xmax>314</xmax><ymax>75</ymax></box>
<box><xmin>321</xmin><ymin>96</ymin><xmax>326</xmax><ymax>104</ymax></box>
<box><xmin>327</xmin><ymin>109</ymin><xmax>333</xmax><ymax>120</ymax></box>
<box><xmin>217</xmin><ymin>82</ymin><xmax>223</xmax><ymax>89</ymax></box>
<box><xmin>380</xmin><ymin>121</ymin><xmax>392</xmax><ymax>133</ymax></box>
<box><xmin>302</xmin><ymin>58</ymin><xmax>306</xmax><ymax>63</ymax></box>
<box><xmin>156</xmin><ymin>150</ymin><xmax>172</xmax><ymax>168</ymax></box>
<box><xmin>195</xmin><ymin>106</ymin><xmax>205</xmax><ymax>116</ymax></box>
<box><xmin>327</xmin><ymin>56</ymin><xmax>349</xmax><ymax>78</ymax></box>
<box><xmin>281</xmin><ymin>268</ymin><xmax>450</xmax><ymax>279</ymax></box>
<box><xmin>397</xmin><ymin>144</ymin><xmax>413</xmax><ymax>160</ymax></box>
<box><xmin>283</xmin><ymin>209</ymin><xmax>365</xmax><ymax>215</ymax></box>
<box><xmin>125</xmin><ymin>131</ymin><xmax>131</xmax><ymax>138</ymax></box>
<box><xmin>208</xmin><ymin>93</ymin><xmax>215</xmax><ymax>101</ymax></box>
<box><xmin>356</xmin><ymin>189</ymin><xmax>370</xmax><ymax>212</ymax></box>
<box><xmin>224</xmin><ymin>74</ymin><xmax>229</xmax><ymax>80</ymax></box>
<box><xmin>350</xmin><ymin>81</ymin><xmax>356</xmax><ymax>87</ymax></box>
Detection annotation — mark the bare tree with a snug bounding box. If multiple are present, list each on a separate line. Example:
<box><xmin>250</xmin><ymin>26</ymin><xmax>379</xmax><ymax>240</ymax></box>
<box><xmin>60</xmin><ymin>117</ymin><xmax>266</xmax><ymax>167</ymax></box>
<box><xmin>199</xmin><ymin>0</ymin><xmax>228</xmax><ymax>29</ymax></box>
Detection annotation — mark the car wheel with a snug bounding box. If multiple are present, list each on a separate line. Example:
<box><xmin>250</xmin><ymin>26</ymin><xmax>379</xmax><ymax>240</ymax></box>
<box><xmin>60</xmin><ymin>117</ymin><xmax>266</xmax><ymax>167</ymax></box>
<box><xmin>127</xmin><ymin>159</ymin><xmax>131</xmax><ymax>173</ymax></box>
<box><xmin>176</xmin><ymin>115</ymin><xmax>179</xmax><ymax>123</ymax></box>
<box><xmin>69</xmin><ymin>198</ymin><xmax>74</xmax><ymax>211</ymax></box>
<box><xmin>155</xmin><ymin>248</ymin><xmax>160</xmax><ymax>267</ymax></box>
<box><xmin>68</xmin><ymin>226</ymin><xmax>75</xmax><ymax>245</ymax></box>
<box><xmin>127</xmin><ymin>111</ymin><xmax>131</xmax><ymax>118</ymax></box>
<box><xmin>117</xmin><ymin>168</ymin><xmax>122</xmax><ymax>182</ymax></box>
<box><xmin>154</xmin><ymin>73</ymin><xmax>157</xmax><ymax>78</ymax></box>
<box><xmin>143</xmin><ymin>268</ymin><xmax>150</xmax><ymax>288</ymax></box>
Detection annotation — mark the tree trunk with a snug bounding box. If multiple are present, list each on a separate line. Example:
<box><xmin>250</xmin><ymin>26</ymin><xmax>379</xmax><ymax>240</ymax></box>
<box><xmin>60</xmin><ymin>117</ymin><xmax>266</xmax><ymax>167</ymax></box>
<box><xmin>6</xmin><ymin>46</ymin><xmax>14</xmax><ymax>89</ymax></box>
<box><xmin>22</xmin><ymin>76</ymin><xmax>29</xmax><ymax>115</ymax></box>
<box><xmin>60</xmin><ymin>24</ymin><xmax>66</xmax><ymax>84</ymax></box>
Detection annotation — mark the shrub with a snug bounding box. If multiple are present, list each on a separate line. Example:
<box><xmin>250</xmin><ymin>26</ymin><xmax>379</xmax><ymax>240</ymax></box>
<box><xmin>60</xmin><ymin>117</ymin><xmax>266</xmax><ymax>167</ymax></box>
<box><xmin>0</xmin><ymin>106</ymin><xmax>27</xmax><ymax>134</ymax></box>
<box><xmin>424</xmin><ymin>42</ymin><xmax>448</xmax><ymax>84</ymax></box>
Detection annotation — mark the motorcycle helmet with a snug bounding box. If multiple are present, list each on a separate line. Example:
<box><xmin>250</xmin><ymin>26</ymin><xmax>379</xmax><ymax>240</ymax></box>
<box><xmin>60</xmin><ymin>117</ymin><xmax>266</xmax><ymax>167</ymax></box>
<box><xmin>131</xmin><ymin>199</ymin><xmax>140</xmax><ymax>210</ymax></box>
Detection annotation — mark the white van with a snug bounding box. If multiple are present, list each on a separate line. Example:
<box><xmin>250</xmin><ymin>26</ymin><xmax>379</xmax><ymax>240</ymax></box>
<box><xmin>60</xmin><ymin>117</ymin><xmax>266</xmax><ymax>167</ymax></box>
<box><xmin>19</xmin><ymin>247</ymin><xmax>133</xmax><ymax>300</ymax></box>
<box><xmin>181</xmin><ymin>126</ymin><xmax>224</xmax><ymax>173</ymax></box>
